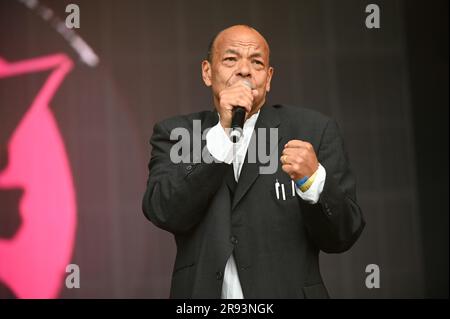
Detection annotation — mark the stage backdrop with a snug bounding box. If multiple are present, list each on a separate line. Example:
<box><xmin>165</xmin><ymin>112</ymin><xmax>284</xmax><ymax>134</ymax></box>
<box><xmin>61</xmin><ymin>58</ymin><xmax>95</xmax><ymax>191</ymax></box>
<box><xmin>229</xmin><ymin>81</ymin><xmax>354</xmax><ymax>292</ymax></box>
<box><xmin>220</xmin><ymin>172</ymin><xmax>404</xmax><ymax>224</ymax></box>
<box><xmin>0</xmin><ymin>0</ymin><xmax>448</xmax><ymax>298</ymax></box>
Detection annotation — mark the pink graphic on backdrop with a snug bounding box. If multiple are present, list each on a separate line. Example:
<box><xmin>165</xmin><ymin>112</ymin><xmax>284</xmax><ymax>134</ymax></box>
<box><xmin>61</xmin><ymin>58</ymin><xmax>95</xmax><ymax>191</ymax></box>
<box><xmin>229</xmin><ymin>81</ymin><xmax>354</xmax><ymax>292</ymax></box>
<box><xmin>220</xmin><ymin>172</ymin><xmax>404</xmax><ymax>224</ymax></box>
<box><xmin>0</xmin><ymin>54</ymin><xmax>77</xmax><ymax>298</ymax></box>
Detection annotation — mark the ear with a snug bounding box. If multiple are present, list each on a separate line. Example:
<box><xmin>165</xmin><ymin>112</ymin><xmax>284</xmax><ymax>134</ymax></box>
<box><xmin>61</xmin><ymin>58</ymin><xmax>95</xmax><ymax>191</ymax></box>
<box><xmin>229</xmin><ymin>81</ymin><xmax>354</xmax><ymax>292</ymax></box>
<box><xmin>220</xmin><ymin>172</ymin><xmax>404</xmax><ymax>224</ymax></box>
<box><xmin>265</xmin><ymin>66</ymin><xmax>274</xmax><ymax>92</ymax></box>
<box><xmin>202</xmin><ymin>60</ymin><xmax>212</xmax><ymax>87</ymax></box>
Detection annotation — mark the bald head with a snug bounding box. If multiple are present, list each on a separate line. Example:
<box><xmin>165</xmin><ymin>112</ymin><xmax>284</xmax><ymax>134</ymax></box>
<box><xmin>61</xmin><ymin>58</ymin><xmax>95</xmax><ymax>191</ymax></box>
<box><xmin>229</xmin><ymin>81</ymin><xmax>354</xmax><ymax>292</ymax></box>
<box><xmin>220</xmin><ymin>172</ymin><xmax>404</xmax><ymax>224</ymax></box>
<box><xmin>206</xmin><ymin>25</ymin><xmax>270</xmax><ymax>63</ymax></box>
<box><xmin>201</xmin><ymin>24</ymin><xmax>274</xmax><ymax>116</ymax></box>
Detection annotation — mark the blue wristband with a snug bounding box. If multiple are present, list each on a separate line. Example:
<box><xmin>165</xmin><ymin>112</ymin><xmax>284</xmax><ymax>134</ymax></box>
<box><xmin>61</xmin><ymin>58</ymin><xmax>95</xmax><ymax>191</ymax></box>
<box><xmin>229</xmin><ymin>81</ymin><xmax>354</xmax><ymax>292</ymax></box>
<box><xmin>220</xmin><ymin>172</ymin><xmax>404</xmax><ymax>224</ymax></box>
<box><xmin>295</xmin><ymin>176</ymin><xmax>308</xmax><ymax>187</ymax></box>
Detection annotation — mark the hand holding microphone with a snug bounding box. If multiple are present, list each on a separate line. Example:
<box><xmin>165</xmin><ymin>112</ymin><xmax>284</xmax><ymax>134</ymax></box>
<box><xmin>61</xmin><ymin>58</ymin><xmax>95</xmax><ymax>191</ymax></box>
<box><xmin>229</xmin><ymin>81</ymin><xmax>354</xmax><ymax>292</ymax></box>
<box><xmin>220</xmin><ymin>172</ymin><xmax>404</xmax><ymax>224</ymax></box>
<box><xmin>217</xmin><ymin>79</ymin><xmax>258</xmax><ymax>142</ymax></box>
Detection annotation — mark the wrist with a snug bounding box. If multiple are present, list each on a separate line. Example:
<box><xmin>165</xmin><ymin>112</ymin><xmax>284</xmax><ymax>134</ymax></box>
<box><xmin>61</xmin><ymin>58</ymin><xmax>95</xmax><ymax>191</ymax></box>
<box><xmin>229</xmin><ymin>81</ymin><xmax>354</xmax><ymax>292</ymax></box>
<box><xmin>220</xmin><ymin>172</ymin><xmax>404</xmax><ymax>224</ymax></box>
<box><xmin>295</xmin><ymin>169</ymin><xmax>319</xmax><ymax>193</ymax></box>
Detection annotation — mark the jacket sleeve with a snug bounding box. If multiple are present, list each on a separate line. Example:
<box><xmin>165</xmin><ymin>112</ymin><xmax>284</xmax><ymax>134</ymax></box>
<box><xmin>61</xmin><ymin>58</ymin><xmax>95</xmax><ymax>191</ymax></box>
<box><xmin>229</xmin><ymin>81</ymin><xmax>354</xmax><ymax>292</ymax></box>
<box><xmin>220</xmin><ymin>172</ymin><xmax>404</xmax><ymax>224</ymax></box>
<box><xmin>300</xmin><ymin>119</ymin><xmax>365</xmax><ymax>253</ymax></box>
<box><xmin>142</xmin><ymin>121</ymin><xmax>229</xmax><ymax>234</ymax></box>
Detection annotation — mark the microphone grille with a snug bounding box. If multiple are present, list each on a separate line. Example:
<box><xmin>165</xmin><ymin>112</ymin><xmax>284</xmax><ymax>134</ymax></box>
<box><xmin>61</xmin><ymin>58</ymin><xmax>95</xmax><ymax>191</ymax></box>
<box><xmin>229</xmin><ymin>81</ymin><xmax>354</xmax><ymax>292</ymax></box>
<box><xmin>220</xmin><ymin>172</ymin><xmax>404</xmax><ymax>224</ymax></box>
<box><xmin>243</xmin><ymin>79</ymin><xmax>254</xmax><ymax>89</ymax></box>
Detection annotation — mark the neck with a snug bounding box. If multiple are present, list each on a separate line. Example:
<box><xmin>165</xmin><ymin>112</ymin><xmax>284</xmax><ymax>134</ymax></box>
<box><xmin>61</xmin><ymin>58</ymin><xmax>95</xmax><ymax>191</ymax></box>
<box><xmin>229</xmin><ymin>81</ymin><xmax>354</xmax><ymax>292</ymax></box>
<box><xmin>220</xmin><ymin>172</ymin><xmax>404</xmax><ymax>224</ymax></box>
<box><xmin>248</xmin><ymin>99</ymin><xmax>265</xmax><ymax>118</ymax></box>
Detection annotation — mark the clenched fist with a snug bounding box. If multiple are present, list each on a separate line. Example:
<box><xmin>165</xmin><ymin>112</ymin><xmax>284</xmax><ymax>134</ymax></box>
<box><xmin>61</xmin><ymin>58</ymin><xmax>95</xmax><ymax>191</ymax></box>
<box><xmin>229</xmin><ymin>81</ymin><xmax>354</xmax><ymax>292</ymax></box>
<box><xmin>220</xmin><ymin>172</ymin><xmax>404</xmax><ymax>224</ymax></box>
<box><xmin>281</xmin><ymin>140</ymin><xmax>319</xmax><ymax>181</ymax></box>
<box><xmin>217</xmin><ymin>81</ymin><xmax>259</xmax><ymax>129</ymax></box>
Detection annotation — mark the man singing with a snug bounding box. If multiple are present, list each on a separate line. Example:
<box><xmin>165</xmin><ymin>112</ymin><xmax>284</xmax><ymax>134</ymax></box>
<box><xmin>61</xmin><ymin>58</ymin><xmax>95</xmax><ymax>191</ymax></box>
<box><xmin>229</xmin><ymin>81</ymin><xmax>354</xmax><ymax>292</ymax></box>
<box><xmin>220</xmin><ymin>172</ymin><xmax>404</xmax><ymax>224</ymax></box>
<box><xmin>142</xmin><ymin>25</ymin><xmax>365</xmax><ymax>298</ymax></box>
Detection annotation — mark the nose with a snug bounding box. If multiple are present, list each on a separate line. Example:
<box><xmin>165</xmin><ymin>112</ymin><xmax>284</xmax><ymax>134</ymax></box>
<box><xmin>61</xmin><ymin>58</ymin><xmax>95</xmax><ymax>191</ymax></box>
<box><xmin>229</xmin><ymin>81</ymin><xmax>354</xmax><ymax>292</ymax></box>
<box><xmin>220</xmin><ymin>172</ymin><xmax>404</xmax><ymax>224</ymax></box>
<box><xmin>236</xmin><ymin>59</ymin><xmax>251</xmax><ymax>78</ymax></box>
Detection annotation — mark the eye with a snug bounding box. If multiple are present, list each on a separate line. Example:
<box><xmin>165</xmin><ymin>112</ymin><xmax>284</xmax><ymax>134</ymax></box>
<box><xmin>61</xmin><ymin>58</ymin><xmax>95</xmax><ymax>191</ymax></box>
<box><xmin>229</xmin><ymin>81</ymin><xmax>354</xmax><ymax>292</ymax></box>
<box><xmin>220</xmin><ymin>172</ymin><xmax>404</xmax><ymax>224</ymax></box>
<box><xmin>253</xmin><ymin>60</ymin><xmax>264</xmax><ymax>66</ymax></box>
<box><xmin>223</xmin><ymin>57</ymin><xmax>237</xmax><ymax>62</ymax></box>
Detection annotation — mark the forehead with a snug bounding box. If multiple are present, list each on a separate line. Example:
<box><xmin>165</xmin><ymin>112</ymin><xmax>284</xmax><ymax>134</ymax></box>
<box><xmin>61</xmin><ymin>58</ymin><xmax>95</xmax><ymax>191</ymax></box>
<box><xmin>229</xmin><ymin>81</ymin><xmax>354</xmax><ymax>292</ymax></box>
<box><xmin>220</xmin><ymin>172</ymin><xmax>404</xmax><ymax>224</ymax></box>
<box><xmin>214</xmin><ymin>28</ymin><xmax>269</xmax><ymax>55</ymax></box>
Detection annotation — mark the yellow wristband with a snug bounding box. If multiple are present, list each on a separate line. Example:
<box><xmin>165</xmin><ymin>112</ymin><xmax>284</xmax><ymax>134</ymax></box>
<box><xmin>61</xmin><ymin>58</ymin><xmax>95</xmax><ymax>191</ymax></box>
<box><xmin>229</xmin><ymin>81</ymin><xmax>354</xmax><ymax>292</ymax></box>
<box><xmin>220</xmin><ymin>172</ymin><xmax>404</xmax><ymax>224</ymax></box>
<box><xmin>299</xmin><ymin>171</ymin><xmax>317</xmax><ymax>192</ymax></box>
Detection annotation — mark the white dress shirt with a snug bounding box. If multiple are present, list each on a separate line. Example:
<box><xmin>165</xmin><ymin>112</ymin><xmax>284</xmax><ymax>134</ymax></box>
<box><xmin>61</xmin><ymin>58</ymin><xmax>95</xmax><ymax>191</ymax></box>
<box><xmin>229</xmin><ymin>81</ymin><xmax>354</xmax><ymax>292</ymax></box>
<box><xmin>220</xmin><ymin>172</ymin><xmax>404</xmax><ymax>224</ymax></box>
<box><xmin>206</xmin><ymin>111</ymin><xmax>327</xmax><ymax>299</ymax></box>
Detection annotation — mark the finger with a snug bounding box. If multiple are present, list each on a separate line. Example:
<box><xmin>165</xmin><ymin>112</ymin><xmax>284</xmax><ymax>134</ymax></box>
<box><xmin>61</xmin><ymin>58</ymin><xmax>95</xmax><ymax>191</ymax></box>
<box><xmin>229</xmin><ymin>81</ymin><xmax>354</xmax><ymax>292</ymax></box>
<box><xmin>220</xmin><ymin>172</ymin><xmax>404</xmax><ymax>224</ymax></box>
<box><xmin>281</xmin><ymin>163</ymin><xmax>293</xmax><ymax>172</ymax></box>
<box><xmin>232</xmin><ymin>82</ymin><xmax>253</xmax><ymax>96</ymax></box>
<box><xmin>224</xmin><ymin>85</ymin><xmax>253</xmax><ymax>102</ymax></box>
<box><xmin>285</xmin><ymin>140</ymin><xmax>306</xmax><ymax>148</ymax></box>
<box><xmin>281</xmin><ymin>164</ymin><xmax>296</xmax><ymax>178</ymax></box>
<box><xmin>285</xmin><ymin>140</ymin><xmax>311</xmax><ymax>149</ymax></box>
<box><xmin>283</xmin><ymin>149</ymin><xmax>309</xmax><ymax>164</ymax></box>
<box><xmin>280</xmin><ymin>154</ymin><xmax>292</xmax><ymax>165</ymax></box>
<box><xmin>238</xmin><ymin>87</ymin><xmax>254</xmax><ymax>103</ymax></box>
<box><xmin>237</xmin><ymin>79</ymin><xmax>254</xmax><ymax>90</ymax></box>
<box><xmin>224</xmin><ymin>93</ymin><xmax>252</xmax><ymax>112</ymax></box>
<box><xmin>232</xmin><ymin>89</ymin><xmax>254</xmax><ymax>112</ymax></box>
<box><xmin>281</xmin><ymin>148</ymin><xmax>299</xmax><ymax>156</ymax></box>
<box><xmin>233</xmin><ymin>96</ymin><xmax>253</xmax><ymax>113</ymax></box>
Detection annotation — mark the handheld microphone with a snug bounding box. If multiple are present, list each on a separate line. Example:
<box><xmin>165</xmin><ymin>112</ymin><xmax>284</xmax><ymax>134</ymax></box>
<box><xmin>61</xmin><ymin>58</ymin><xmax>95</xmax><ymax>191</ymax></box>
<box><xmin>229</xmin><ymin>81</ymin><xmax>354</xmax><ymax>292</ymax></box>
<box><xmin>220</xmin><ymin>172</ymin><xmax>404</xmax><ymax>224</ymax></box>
<box><xmin>230</xmin><ymin>108</ymin><xmax>246</xmax><ymax>143</ymax></box>
<box><xmin>230</xmin><ymin>80</ymin><xmax>252</xmax><ymax>143</ymax></box>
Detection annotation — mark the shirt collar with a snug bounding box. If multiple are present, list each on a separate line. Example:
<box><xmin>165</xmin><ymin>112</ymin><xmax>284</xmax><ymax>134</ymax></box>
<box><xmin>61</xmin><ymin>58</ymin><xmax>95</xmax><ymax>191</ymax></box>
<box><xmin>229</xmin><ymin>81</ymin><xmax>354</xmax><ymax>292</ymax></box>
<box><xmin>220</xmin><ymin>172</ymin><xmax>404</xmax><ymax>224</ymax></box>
<box><xmin>215</xmin><ymin>110</ymin><xmax>260</xmax><ymax>130</ymax></box>
<box><xmin>243</xmin><ymin>111</ymin><xmax>260</xmax><ymax>129</ymax></box>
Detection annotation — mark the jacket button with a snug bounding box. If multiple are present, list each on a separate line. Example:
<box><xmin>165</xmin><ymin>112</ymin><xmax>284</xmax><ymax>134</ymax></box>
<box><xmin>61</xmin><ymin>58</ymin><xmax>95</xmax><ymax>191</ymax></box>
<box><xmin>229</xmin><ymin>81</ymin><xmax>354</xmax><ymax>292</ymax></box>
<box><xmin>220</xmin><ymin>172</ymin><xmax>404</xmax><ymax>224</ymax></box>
<box><xmin>230</xmin><ymin>236</ymin><xmax>238</xmax><ymax>245</ymax></box>
<box><xmin>216</xmin><ymin>271</ymin><xmax>223</xmax><ymax>280</ymax></box>
<box><xmin>186</xmin><ymin>165</ymin><xmax>193</xmax><ymax>171</ymax></box>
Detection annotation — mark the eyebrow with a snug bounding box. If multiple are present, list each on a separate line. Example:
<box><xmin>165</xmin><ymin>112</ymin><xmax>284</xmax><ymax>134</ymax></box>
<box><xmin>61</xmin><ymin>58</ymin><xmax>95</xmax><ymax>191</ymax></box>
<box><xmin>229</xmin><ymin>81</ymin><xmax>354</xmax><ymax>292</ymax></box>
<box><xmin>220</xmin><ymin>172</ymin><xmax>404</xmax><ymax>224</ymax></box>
<box><xmin>223</xmin><ymin>49</ymin><xmax>264</xmax><ymax>59</ymax></box>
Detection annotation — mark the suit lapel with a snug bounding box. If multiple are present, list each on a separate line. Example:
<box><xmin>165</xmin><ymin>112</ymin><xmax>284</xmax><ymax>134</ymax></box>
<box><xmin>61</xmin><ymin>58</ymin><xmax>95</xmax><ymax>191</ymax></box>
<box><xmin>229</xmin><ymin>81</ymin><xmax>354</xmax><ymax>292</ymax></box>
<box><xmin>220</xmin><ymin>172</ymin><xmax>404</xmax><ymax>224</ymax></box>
<box><xmin>202</xmin><ymin>110</ymin><xmax>219</xmax><ymax>132</ymax></box>
<box><xmin>194</xmin><ymin>110</ymin><xmax>219</xmax><ymax>163</ymax></box>
<box><xmin>232</xmin><ymin>105</ymin><xmax>282</xmax><ymax>210</ymax></box>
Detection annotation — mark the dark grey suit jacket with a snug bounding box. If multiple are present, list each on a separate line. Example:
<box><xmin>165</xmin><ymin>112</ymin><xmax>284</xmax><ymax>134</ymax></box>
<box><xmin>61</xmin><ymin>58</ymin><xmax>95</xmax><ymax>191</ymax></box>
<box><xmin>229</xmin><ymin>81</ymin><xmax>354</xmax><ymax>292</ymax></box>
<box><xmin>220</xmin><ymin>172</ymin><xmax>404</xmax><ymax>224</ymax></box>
<box><xmin>142</xmin><ymin>104</ymin><xmax>365</xmax><ymax>298</ymax></box>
